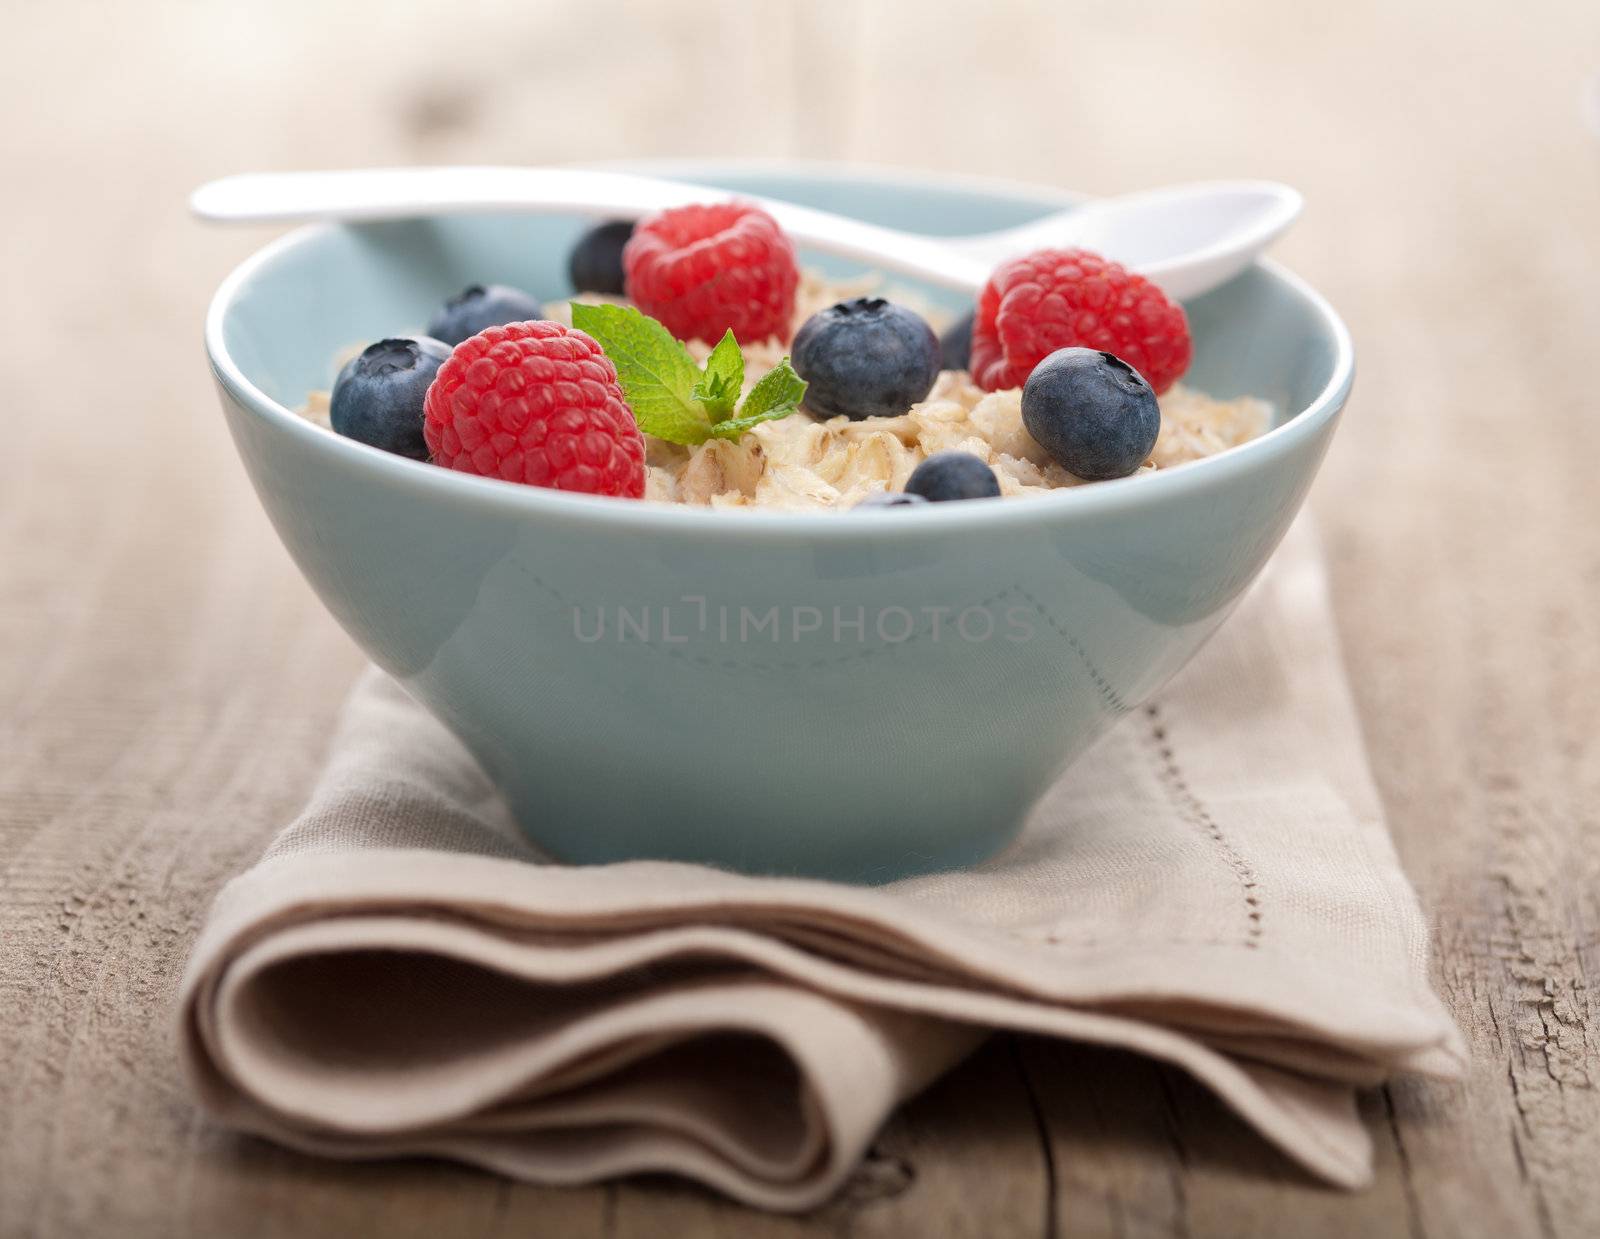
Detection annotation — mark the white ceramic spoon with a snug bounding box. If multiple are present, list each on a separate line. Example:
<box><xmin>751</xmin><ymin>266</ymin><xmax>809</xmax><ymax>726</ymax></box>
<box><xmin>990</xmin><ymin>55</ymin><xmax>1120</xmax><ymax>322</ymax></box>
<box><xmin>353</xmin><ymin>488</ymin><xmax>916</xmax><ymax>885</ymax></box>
<box><xmin>191</xmin><ymin>166</ymin><xmax>1301</xmax><ymax>301</ymax></box>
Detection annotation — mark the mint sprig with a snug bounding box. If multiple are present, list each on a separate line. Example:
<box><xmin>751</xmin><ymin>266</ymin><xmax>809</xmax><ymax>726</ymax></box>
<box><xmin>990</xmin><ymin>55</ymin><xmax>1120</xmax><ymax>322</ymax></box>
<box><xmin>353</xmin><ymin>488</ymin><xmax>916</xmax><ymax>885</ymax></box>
<box><xmin>571</xmin><ymin>303</ymin><xmax>805</xmax><ymax>446</ymax></box>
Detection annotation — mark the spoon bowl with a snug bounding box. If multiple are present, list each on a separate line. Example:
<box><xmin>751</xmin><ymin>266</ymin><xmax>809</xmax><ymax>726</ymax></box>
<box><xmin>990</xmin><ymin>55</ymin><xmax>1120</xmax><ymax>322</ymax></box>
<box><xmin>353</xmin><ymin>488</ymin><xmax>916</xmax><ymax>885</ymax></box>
<box><xmin>192</xmin><ymin>166</ymin><xmax>1300</xmax><ymax>301</ymax></box>
<box><xmin>957</xmin><ymin>180</ymin><xmax>1303</xmax><ymax>301</ymax></box>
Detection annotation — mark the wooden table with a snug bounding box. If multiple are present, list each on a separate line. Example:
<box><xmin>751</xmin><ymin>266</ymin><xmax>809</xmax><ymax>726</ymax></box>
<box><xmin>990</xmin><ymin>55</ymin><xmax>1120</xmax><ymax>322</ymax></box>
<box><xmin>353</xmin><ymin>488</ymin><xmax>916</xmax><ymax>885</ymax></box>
<box><xmin>4</xmin><ymin>1</ymin><xmax>1598</xmax><ymax>1234</ymax></box>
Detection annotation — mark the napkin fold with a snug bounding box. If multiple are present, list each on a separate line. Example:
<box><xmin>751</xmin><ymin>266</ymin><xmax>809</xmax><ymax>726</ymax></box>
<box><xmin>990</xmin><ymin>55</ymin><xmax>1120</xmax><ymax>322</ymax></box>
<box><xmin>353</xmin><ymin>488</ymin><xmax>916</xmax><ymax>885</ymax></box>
<box><xmin>178</xmin><ymin>519</ymin><xmax>1464</xmax><ymax>1211</ymax></box>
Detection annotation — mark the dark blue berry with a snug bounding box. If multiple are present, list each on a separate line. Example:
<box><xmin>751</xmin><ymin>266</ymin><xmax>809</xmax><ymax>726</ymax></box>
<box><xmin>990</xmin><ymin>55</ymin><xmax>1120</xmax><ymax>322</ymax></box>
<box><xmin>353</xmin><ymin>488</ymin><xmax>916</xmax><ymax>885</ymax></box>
<box><xmin>904</xmin><ymin>452</ymin><xmax>1002</xmax><ymax>503</ymax></box>
<box><xmin>1020</xmin><ymin>347</ymin><xmax>1160</xmax><ymax>481</ymax></box>
<box><xmin>939</xmin><ymin>309</ymin><xmax>974</xmax><ymax>371</ymax></box>
<box><xmin>791</xmin><ymin>297</ymin><xmax>941</xmax><ymax>421</ymax></box>
<box><xmin>854</xmin><ymin>490</ymin><xmax>930</xmax><ymax>509</ymax></box>
<box><xmin>329</xmin><ymin>336</ymin><xmax>451</xmax><ymax>460</ymax></box>
<box><xmin>426</xmin><ymin>284</ymin><xmax>543</xmax><ymax>346</ymax></box>
<box><xmin>568</xmin><ymin>220</ymin><xmax>634</xmax><ymax>295</ymax></box>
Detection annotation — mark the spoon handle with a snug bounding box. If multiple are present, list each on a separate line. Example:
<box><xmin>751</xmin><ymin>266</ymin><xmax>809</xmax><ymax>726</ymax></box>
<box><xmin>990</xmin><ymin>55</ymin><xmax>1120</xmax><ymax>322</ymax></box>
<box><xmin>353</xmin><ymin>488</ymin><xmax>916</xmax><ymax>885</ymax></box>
<box><xmin>191</xmin><ymin>166</ymin><xmax>991</xmax><ymax>293</ymax></box>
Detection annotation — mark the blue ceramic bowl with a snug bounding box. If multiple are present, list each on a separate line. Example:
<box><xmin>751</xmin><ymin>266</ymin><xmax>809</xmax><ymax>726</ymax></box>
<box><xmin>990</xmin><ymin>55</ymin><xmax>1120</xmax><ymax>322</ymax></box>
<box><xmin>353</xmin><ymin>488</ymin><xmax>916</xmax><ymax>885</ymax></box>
<box><xmin>206</xmin><ymin>163</ymin><xmax>1352</xmax><ymax>882</ymax></box>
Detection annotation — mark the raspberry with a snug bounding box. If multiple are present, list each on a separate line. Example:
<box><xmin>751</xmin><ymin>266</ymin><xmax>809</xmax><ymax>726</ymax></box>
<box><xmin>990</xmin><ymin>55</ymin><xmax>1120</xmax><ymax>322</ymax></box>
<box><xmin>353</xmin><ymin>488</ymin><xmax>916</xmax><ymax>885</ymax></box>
<box><xmin>623</xmin><ymin>201</ymin><xmax>800</xmax><ymax>345</ymax></box>
<box><xmin>423</xmin><ymin>320</ymin><xmax>646</xmax><ymax>498</ymax></box>
<box><xmin>969</xmin><ymin>249</ymin><xmax>1192</xmax><ymax>395</ymax></box>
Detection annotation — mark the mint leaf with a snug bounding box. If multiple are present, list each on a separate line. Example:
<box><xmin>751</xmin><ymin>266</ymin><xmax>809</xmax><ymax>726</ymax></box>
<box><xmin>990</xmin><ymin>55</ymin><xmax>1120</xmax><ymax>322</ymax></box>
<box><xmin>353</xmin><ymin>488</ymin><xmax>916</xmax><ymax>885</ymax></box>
<box><xmin>573</xmin><ymin>306</ymin><xmax>806</xmax><ymax>446</ymax></box>
<box><xmin>706</xmin><ymin>407</ymin><xmax>799</xmax><ymax>440</ymax></box>
<box><xmin>571</xmin><ymin>302</ymin><xmax>711</xmax><ymax>445</ymax></box>
<box><xmin>708</xmin><ymin>358</ymin><xmax>806</xmax><ymax>440</ymax></box>
<box><xmin>738</xmin><ymin>357</ymin><xmax>807</xmax><ymax>421</ymax></box>
<box><xmin>692</xmin><ymin>330</ymin><xmax>744</xmax><ymax>422</ymax></box>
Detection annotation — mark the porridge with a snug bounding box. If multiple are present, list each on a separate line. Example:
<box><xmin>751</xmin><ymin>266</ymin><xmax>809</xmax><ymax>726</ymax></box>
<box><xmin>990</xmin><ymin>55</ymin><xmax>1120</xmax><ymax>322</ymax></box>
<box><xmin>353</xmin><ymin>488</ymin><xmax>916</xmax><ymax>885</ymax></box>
<box><xmin>307</xmin><ymin>201</ymin><xmax>1271</xmax><ymax>508</ymax></box>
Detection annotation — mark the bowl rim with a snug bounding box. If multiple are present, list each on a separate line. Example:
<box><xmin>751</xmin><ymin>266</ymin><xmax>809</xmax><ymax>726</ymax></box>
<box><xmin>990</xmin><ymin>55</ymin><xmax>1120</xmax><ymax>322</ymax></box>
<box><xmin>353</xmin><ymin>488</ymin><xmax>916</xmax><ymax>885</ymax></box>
<box><xmin>205</xmin><ymin>160</ymin><xmax>1354</xmax><ymax>540</ymax></box>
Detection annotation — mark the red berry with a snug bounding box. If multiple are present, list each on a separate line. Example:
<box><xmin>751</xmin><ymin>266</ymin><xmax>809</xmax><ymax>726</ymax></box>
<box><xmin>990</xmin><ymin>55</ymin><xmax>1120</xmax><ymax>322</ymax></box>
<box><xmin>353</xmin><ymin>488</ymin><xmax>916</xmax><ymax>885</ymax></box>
<box><xmin>623</xmin><ymin>201</ymin><xmax>800</xmax><ymax>345</ymax></box>
<box><xmin>969</xmin><ymin>248</ymin><xmax>1192</xmax><ymax>395</ymax></box>
<box><xmin>423</xmin><ymin>320</ymin><xmax>646</xmax><ymax>498</ymax></box>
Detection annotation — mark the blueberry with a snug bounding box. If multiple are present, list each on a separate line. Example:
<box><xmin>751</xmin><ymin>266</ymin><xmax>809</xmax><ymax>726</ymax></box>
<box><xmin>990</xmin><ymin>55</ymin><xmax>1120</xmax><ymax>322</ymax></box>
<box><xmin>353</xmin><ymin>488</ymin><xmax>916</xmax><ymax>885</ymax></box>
<box><xmin>939</xmin><ymin>309</ymin><xmax>974</xmax><ymax>371</ymax></box>
<box><xmin>904</xmin><ymin>452</ymin><xmax>1002</xmax><ymax>503</ymax></box>
<box><xmin>791</xmin><ymin>297</ymin><xmax>941</xmax><ymax>421</ymax></box>
<box><xmin>568</xmin><ymin>220</ymin><xmax>634</xmax><ymax>295</ymax></box>
<box><xmin>426</xmin><ymin>284</ymin><xmax>543</xmax><ymax>346</ymax></box>
<box><xmin>1020</xmin><ymin>347</ymin><xmax>1160</xmax><ymax>481</ymax></box>
<box><xmin>854</xmin><ymin>490</ymin><xmax>930</xmax><ymax>509</ymax></box>
<box><xmin>329</xmin><ymin>336</ymin><xmax>451</xmax><ymax>460</ymax></box>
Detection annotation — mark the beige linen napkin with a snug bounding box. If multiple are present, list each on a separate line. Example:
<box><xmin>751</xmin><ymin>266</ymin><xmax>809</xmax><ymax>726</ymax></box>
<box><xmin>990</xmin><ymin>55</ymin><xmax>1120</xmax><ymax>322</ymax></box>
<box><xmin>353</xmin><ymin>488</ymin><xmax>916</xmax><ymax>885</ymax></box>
<box><xmin>178</xmin><ymin>518</ymin><xmax>1464</xmax><ymax>1211</ymax></box>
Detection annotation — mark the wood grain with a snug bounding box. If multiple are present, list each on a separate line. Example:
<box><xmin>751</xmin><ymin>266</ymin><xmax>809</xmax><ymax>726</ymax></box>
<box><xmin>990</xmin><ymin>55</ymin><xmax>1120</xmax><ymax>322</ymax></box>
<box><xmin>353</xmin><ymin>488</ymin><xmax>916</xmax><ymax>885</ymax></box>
<box><xmin>3</xmin><ymin>0</ymin><xmax>1598</xmax><ymax>1234</ymax></box>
